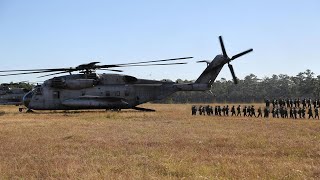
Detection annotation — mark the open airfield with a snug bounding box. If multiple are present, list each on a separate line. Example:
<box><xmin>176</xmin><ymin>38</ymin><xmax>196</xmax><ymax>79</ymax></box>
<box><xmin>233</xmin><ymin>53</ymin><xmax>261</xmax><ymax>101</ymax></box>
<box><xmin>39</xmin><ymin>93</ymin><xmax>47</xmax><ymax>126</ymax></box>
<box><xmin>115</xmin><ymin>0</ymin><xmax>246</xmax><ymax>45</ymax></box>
<box><xmin>0</xmin><ymin>104</ymin><xmax>320</xmax><ymax>179</ymax></box>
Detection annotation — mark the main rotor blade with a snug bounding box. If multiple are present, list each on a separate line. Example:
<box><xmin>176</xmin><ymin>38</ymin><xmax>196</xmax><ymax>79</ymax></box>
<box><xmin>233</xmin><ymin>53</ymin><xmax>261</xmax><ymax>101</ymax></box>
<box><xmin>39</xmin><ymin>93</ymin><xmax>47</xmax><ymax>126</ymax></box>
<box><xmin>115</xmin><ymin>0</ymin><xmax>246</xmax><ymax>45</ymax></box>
<box><xmin>231</xmin><ymin>49</ymin><xmax>253</xmax><ymax>60</ymax></box>
<box><xmin>99</xmin><ymin>69</ymin><xmax>123</xmax><ymax>72</ymax></box>
<box><xmin>0</xmin><ymin>67</ymin><xmax>76</xmax><ymax>73</ymax></box>
<box><xmin>228</xmin><ymin>64</ymin><xmax>238</xmax><ymax>84</ymax></box>
<box><xmin>98</xmin><ymin>57</ymin><xmax>193</xmax><ymax>68</ymax></box>
<box><xmin>116</xmin><ymin>62</ymin><xmax>187</xmax><ymax>67</ymax></box>
<box><xmin>219</xmin><ymin>36</ymin><xmax>228</xmax><ymax>59</ymax></box>
<box><xmin>37</xmin><ymin>72</ymin><xmax>68</xmax><ymax>78</ymax></box>
<box><xmin>0</xmin><ymin>70</ymin><xmax>66</xmax><ymax>76</ymax></box>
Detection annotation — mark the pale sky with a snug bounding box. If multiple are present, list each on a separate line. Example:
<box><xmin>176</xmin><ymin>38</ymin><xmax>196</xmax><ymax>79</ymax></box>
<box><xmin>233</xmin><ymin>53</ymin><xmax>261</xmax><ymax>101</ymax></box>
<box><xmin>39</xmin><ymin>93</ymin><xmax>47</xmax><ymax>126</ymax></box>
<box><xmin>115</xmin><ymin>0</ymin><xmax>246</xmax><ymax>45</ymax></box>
<box><xmin>0</xmin><ymin>0</ymin><xmax>319</xmax><ymax>83</ymax></box>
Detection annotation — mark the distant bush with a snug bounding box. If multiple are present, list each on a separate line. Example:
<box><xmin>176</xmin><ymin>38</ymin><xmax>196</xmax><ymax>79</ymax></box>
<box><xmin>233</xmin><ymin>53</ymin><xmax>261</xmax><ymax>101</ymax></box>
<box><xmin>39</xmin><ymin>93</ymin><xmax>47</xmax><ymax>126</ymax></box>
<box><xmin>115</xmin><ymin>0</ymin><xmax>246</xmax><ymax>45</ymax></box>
<box><xmin>0</xmin><ymin>111</ymin><xmax>5</xmax><ymax>116</ymax></box>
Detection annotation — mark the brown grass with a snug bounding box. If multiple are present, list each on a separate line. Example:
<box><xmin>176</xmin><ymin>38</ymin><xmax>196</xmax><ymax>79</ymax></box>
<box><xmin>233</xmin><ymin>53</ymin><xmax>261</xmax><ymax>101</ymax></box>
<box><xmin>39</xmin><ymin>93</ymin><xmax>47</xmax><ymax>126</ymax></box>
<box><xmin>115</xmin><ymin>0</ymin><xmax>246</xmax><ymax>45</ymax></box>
<box><xmin>0</xmin><ymin>104</ymin><xmax>320</xmax><ymax>179</ymax></box>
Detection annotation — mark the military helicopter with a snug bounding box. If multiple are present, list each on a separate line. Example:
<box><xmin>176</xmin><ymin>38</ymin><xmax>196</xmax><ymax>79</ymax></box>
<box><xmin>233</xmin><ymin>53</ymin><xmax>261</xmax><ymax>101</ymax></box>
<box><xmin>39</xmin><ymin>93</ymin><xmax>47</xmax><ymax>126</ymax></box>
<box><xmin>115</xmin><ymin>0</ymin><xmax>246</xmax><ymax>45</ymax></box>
<box><xmin>0</xmin><ymin>36</ymin><xmax>253</xmax><ymax>112</ymax></box>
<box><xmin>0</xmin><ymin>83</ymin><xmax>30</xmax><ymax>105</ymax></box>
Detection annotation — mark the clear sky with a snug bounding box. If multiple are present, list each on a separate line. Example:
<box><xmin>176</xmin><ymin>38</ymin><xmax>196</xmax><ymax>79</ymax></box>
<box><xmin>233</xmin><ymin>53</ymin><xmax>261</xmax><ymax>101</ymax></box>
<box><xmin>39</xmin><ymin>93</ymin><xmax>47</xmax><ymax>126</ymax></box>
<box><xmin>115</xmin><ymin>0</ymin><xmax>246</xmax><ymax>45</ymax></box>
<box><xmin>0</xmin><ymin>0</ymin><xmax>319</xmax><ymax>83</ymax></box>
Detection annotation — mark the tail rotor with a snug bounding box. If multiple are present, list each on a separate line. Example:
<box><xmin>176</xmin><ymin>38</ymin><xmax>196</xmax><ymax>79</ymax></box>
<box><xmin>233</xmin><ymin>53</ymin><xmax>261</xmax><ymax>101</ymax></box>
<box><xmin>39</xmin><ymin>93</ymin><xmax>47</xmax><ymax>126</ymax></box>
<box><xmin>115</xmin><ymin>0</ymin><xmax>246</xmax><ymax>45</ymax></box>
<box><xmin>219</xmin><ymin>36</ymin><xmax>253</xmax><ymax>84</ymax></box>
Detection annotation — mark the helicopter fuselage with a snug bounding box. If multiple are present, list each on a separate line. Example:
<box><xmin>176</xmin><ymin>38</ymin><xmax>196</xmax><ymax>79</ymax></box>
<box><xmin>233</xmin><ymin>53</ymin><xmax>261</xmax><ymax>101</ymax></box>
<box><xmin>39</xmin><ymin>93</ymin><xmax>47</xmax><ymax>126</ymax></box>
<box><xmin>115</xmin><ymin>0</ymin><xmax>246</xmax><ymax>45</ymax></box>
<box><xmin>23</xmin><ymin>73</ymin><xmax>210</xmax><ymax>110</ymax></box>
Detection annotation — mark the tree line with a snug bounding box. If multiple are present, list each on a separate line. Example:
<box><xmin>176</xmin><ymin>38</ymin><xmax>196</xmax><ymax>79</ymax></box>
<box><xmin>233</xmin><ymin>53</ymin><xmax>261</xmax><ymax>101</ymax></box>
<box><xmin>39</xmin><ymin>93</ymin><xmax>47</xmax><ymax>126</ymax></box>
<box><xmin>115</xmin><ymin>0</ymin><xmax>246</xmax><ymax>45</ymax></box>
<box><xmin>4</xmin><ymin>69</ymin><xmax>320</xmax><ymax>104</ymax></box>
<box><xmin>160</xmin><ymin>69</ymin><xmax>320</xmax><ymax>103</ymax></box>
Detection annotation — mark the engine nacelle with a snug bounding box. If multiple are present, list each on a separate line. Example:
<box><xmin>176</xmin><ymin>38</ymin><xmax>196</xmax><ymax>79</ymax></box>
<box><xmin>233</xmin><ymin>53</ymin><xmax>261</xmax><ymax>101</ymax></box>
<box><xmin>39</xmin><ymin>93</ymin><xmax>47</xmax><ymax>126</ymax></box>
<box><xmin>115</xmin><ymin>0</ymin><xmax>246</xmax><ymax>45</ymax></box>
<box><xmin>50</xmin><ymin>78</ymin><xmax>97</xmax><ymax>89</ymax></box>
<box><xmin>65</xmin><ymin>79</ymin><xmax>96</xmax><ymax>89</ymax></box>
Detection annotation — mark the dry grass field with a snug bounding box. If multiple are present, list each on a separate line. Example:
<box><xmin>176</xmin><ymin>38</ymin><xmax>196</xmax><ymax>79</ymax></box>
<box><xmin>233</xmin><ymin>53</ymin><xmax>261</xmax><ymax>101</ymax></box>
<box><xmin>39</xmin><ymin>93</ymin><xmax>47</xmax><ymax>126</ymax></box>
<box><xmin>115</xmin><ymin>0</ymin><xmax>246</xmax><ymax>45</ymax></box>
<box><xmin>1</xmin><ymin>104</ymin><xmax>320</xmax><ymax>179</ymax></box>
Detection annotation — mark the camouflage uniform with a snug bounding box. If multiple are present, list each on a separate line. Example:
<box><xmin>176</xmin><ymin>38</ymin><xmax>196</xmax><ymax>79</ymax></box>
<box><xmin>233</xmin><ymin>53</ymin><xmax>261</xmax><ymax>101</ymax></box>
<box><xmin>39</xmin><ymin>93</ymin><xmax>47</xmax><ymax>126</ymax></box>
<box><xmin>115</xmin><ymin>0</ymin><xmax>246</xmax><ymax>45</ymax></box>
<box><xmin>293</xmin><ymin>107</ymin><xmax>297</xmax><ymax>119</ymax></box>
<box><xmin>264</xmin><ymin>107</ymin><xmax>270</xmax><ymax>118</ymax></box>
<box><xmin>231</xmin><ymin>106</ymin><xmax>236</xmax><ymax>116</ymax></box>
<box><xmin>265</xmin><ymin>99</ymin><xmax>270</xmax><ymax>108</ymax></box>
<box><xmin>192</xmin><ymin>105</ymin><xmax>197</xmax><ymax>115</ymax></box>
<box><xmin>243</xmin><ymin>106</ymin><xmax>247</xmax><ymax>117</ymax></box>
<box><xmin>308</xmin><ymin>107</ymin><xmax>313</xmax><ymax>119</ymax></box>
<box><xmin>198</xmin><ymin>106</ymin><xmax>203</xmax><ymax>115</ymax></box>
<box><xmin>225</xmin><ymin>105</ymin><xmax>229</xmax><ymax>116</ymax></box>
<box><xmin>302</xmin><ymin>108</ymin><xmax>306</xmax><ymax>118</ymax></box>
<box><xmin>218</xmin><ymin>106</ymin><xmax>222</xmax><ymax>116</ymax></box>
<box><xmin>257</xmin><ymin>107</ymin><xmax>262</xmax><ymax>118</ymax></box>
<box><xmin>315</xmin><ymin>107</ymin><xmax>319</xmax><ymax>119</ymax></box>
<box><xmin>289</xmin><ymin>107</ymin><xmax>293</xmax><ymax>118</ymax></box>
<box><xmin>250</xmin><ymin>106</ymin><xmax>256</xmax><ymax>117</ymax></box>
<box><xmin>237</xmin><ymin>105</ymin><xmax>241</xmax><ymax>116</ymax></box>
<box><xmin>202</xmin><ymin>106</ymin><xmax>206</xmax><ymax>116</ymax></box>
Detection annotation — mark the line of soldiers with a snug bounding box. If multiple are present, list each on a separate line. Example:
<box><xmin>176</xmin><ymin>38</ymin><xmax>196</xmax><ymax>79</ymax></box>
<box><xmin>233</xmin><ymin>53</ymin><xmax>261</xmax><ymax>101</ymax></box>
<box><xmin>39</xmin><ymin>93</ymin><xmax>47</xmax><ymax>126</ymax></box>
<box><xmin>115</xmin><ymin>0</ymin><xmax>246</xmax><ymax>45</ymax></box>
<box><xmin>270</xmin><ymin>105</ymin><xmax>319</xmax><ymax>119</ymax></box>
<box><xmin>192</xmin><ymin>105</ymin><xmax>263</xmax><ymax>117</ymax></box>
<box><xmin>191</xmin><ymin>104</ymin><xmax>320</xmax><ymax>119</ymax></box>
<box><xmin>265</xmin><ymin>98</ymin><xmax>320</xmax><ymax>109</ymax></box>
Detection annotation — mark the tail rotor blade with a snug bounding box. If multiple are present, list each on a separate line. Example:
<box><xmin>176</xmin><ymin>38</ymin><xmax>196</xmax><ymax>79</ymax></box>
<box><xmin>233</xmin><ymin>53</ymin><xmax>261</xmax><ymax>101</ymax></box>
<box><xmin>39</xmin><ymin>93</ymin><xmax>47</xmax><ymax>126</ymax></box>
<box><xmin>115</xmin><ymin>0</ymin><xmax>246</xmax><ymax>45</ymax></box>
<box><xmin>228</xmin><ymin>64</ymin><xmax>238</xmax><ymax>84</ymax></box>
<box><xmin>231</xmin><ymin>49</ymin><xmax>253</xmax><ymax>60</ymax></box>
<box><xmin>219</xmin><ymin>36</ymin><xmax>228</xmax><ymax>59</ymax></box>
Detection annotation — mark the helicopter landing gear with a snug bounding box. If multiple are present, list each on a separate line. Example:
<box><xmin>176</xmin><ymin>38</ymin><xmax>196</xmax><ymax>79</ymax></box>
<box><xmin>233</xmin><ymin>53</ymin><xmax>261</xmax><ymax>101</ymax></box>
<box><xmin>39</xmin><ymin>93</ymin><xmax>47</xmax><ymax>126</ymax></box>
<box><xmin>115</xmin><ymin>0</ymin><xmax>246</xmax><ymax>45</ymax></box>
<box><xmin>105</xmin><ymin>108</ymin><xmax>121</xmax><ymax>112</ymax></box>
<box><xmin>132</xmin><ymin>106</ymin><xmax>155</xmax><ymax>112</ymax></box>
<box><xmin>26</xmin><ymin>109</ymin><xmax>34</xmax><ymax>113</ymax></box>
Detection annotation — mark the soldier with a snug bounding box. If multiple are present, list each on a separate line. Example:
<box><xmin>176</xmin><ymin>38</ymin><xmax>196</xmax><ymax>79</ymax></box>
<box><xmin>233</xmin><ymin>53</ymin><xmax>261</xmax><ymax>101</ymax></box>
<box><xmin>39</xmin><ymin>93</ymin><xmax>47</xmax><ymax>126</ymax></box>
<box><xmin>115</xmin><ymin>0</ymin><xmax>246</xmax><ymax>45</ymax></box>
<box><xmin>280</xmin><ymin>106</ymin><xmax>284</xmax><ymax>118</ymax></box>
<box><xmin>297</xmin><ymin>98</ymin><xmax>301</xmax><ymax>107</ymax></box>
<box><xmin>237</xmin><ymin>105</ymin><xmax>241</xmax><ymax>116</ymax></box>
<box><xmin>293</xmin><ymin>107</ymin><xmax>297</xmax><ymax>119</ymax></box>
<box><xmin>247</xmin><ymin>105</ymin><xmax>251</xmax><ymax>117</ymax></box>
<box><xmin>284</xmin><ymin>108</ymin><xmax>288</xmax><ymax>118</ymax></box>
<box><xmin>210</xmin><ymin>106</ymin><xmax>214</xmax><ymax>115</ymax></box>
<box><xmin>192</xmin><ymin>105</ymin><xmax>197</xmax><ymax>115</ymax></box>
<box><xmin>202</xmin><ymin>106</ymin><xmax>206</xmax><ymax>116</ymax></box>
<box><xmin>307</xmin><ymin>98</ymin><xmax>312</xmax><ymax>108</ymax></box>
<box><xmin>290</xmin><ymin>99</ymin><xmax>294</xmax><ymax>108</ymax></box>
<box><xmin>308</xmin><ymin>107</ymin><xmax>314</xmax><ymax>119</ymax></box>
<box><xmin>294</xmin><ymin>98</ymin><xmax>298</xmax><ymax>107</ymax></box>
<box><xmin>314</xmin><ymin>99</ymin><xmax>318</xmax><ymax>109</ymax></box>
<box><xmin>222</xmin><ymin>106</ymin><xmax>226</xmax><ymax>116</ymax></box>
<box><xmin>218</xmin><ymin>106</ymin><xmax>222</xmax><ymax>116</ymax></box>
<box><xmin>272</xmin><ymin>99</ymin><xmax>276</xmax><ymax>107</ymax></box>
<box><xmin>286</xmin><ymin>98</ymin><xmax>290</xmax><ymax>108</ymax></box>
<box><xmin>225</xmin><ymin>105</ymin><xmax>229</xmax><ymax>116</ymax></box>
<box><xmin>206</xmin><ymin>105</ymin><xmax>211</xmax><ymax>116</ymax></box>
<box><xmin>214</xmin><ymin>106</ymin><xmax>218</xmax><ymax>115</ymax></box>
<box><xmin>265</xmin><ymin>99</ymin><xmax>270</xmax><ymax>108</ymax></box>
<box><xmin>288</xmin><ymin>98</ymin><xmax>292</xmax><ymax>108</ymax></box>
<box><xmin>302</xmin><ymin>98</ymin><xmax>307</xmax><ymax>108</ymax></box>
<box><xmin>264</xmin><ymin>107</ymin><xmax>269</xmax><ymax>118</ymax></box>
<box><xmin>302</xmin><ymin>107</ymin><xmax>306</xmax><ymax>118</ymax></box>
<box><xmin>250</xmin><ymin>106</ymin><xmax>256</xmax><ymax>117</ymax></box>
<box><xmin>289</xmin><ymin>107</ymin><xmax>293</xmax><ymax>118</ymax></box>
<box><xmin>272</xmin><ymin>107</ymin><xmax>276</xmax><ymax>118</ymax></box>
<box><xmin>243</xmin><ymin>106</ymin><xmax>247</xmax><ymax>117</ymax></box>
<box><xmin>315</xmin><ymin>106</ymin><xmax>319</xmax><ymax>119</ymax></box>
<box><xmin>257</xmin><ymin>107</ymin><xmax>262</xmax><ymax>118</ymax></box>
<box><xmin>198</xmin><ymin>105</ymin><xmax>203</xmax><ymax>115</ymax></box>
<box><xmin>280</xmin><ymin>99</ymin><xmax>285</xmax><ymax>107</ymax></box>
<box><xmin>298</xmin><ymin>107</ymin><xmax>302</xmax><ymax>119</ymax></box>
<box><xmin>231</xmin><ymin>105</ymin><xmax>236</xmax><ymax>116</ymax></box>
<box><xmin>275</xmin><ymin>107</ymin><xmax>280</xmax><ymax>118</ymax></box>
